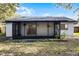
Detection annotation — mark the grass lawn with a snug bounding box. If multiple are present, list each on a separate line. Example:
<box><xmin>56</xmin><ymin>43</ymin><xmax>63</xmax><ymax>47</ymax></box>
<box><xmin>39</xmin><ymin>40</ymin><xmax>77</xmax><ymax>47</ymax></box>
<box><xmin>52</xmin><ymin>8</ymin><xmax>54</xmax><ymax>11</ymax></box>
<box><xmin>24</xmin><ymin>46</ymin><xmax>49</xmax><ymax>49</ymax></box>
<box><xmin>0</xmin><ymin>39</ymin><xmax>79</xmax><ymax>56</ymax></box>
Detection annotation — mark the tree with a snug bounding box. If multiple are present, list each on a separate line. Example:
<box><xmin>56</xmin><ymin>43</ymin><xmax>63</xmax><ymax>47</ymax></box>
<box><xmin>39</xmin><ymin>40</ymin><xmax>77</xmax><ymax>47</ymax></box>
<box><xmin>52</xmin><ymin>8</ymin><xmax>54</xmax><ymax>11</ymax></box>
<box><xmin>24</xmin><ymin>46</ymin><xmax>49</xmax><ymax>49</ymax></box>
<box><xmin>56</xmin><ymin>3</ymin><xmax>79</xmax><ymax>13</ymax></box>
<box><xmin>0</xmin><ymin>3</ymin><xmax>19</xmax><ymax>20</ymax></box>
<box><xmin>56</xmin><ymin>3</ymin><xmax>79</xmax><ymax>21</ymax></box>
<box><xmin>55</xmin><ymin>3</ymin><xmax>72</xmax><ymax>10</ymax></box>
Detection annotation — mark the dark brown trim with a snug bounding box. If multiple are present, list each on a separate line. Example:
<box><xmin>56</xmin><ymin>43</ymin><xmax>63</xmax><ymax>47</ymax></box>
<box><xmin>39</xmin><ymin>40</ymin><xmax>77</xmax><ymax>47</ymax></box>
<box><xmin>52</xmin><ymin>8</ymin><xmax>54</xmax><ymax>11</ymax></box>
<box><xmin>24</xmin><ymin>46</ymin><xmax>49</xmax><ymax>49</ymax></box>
<box><xmin>18</xmin><ymin>22</ymin><xmax>21</xmax><ymax>36</ymax></box>
<box><xmin>54</xmin><ymin>22</ymin><xmax>55</xmax><ymax>38</ymax></box>
<box><xmin>13</xmin><ymin>36</ymin><xmax>54</xmax><ymax>39</ymax></box>
<box><xmin>12</xmin><ymin>23</ymin><xmax>14</xmax><ymax>38</ymax></box>
<box><xmin>59</xmin><ymin>22</ymin><xmax>61</xmax><ymax>39</ymax></box>
<box><xmin>36</xmin><ymin>22</ymin><xmax>37</xmax><ymax>36</ymax></box>
<box><xmin>23</xmin><ymin>23</ymin><xmax>26</xmax><ymax>36</ymax></box>
<box><xmin>6</xmin><ymin>21</ymin><xmax>77</xmax><ymax>23</ymax></box>
<box><xmin>47</xmin><ymin>22</ymin><xmax>49</xmax><ymax>36</ymax></box>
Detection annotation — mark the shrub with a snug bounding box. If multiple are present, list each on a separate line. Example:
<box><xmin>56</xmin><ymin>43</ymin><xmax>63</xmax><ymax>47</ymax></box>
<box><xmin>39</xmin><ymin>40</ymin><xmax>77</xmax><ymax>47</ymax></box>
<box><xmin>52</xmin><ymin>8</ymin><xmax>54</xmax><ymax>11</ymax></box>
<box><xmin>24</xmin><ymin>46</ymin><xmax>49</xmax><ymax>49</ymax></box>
<box><xmin>60</xmin><ymin>32</ymin><xmax>66</xmax><ymax>40</ymax></box>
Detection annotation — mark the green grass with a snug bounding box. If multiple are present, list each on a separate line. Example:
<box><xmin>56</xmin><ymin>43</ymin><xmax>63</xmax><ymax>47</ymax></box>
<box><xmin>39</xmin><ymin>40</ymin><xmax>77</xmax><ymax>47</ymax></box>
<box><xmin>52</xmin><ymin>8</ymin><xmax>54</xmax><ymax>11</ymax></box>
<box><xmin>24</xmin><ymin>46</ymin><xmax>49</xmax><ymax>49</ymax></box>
<box><xmin>0</xmin><ymin>39</ymin><xmax>78</xmax><ymax>56</ymax></box>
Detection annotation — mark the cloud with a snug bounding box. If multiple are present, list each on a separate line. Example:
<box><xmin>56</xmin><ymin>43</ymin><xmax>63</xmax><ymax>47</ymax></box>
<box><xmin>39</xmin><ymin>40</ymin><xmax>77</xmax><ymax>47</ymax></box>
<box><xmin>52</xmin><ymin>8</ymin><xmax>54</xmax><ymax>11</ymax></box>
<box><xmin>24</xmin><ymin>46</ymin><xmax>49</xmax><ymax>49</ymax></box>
<box><xmin>16</xmin><ymin>6</ymin><xmax>34</xmax><ymax>16</ymax></box>
<box><xmin>16</xmin><ymin>7</ymin><xmax>78</xmax><ymax>20</ymax></box>
<box><xmin>54</xmin><ymin>14</ymin><xmax>64</xmax><ymax>17</ymax></box>
<box><xmin>42</xmin><ymin>13</ymin><xmax>51</xmax><ymax>16</ymax></box>
<box><xmin>42</xmin><ymin>13</ymin><xmax>64</xmax><ymax>17</ymax></box>
<box><xmin>42</xmin><ymin>13</ymin><xmax>77</xmax><ymax>20</ymax></box>
<box><xmin>55</xmin><ymin>14</ymin><xmax>78</xmax><ymax>20</ymax></box>
<box><xmin>66</xmin><ymin>15</ymin><xmax>78</xmax><ymax>20</ymax></box>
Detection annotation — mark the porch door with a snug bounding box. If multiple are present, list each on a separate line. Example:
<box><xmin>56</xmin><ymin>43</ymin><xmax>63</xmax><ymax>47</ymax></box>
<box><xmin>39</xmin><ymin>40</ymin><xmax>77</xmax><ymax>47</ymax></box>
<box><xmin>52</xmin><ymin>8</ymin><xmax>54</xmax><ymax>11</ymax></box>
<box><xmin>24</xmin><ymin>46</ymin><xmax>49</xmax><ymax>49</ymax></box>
<box><xmin>27</xmin><ymin>23</ymin><xmax>37</xmax><ymax>36</ymax></box>
<box><xmin>13</xmin><ymin>22</ymin><xmax>21</xmax><ymax>37</ymax></box>
<box><xmin>54</xmin><ymin>22</ymin><xmax>60</xmax><ymax>38</ymax></box>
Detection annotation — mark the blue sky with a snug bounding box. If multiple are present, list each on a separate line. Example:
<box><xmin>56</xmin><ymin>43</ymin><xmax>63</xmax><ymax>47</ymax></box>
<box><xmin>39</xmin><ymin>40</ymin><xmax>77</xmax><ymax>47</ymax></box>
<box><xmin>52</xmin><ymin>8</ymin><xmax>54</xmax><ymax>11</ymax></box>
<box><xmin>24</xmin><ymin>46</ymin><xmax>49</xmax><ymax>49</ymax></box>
<box><xmin>16</xmin><ymin>3</ymin><xmax>79</xmax><ymax>20</ymax></box>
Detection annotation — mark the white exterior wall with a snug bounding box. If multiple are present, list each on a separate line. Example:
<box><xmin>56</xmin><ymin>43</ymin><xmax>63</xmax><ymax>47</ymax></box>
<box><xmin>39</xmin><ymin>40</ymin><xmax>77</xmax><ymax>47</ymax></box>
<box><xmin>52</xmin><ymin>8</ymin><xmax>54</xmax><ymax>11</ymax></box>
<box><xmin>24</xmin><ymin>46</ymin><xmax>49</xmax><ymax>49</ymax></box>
<box><xmin>6</xmin><ymin>23</ymin><xmax>12</xmax><ymax>37</ymax></box>
<box><xmin>60</xmin><ymin>22</ymin><xmax>74</xmax><ymax>36</ymax></box>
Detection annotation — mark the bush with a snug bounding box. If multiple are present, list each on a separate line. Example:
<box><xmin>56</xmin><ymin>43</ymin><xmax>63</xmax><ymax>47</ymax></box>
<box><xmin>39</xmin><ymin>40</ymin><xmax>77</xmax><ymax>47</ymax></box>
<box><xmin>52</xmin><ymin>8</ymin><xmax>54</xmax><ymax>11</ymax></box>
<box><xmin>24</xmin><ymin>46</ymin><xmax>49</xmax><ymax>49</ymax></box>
<box><xmin>60</xmin><ymin>32</ymin><xmax>66</xmax><ymax>40</ymax></box>
<box><xmin>0</xmin><ymin>33</ymin><xmax>5</xmax><ymax>36</ymax></box>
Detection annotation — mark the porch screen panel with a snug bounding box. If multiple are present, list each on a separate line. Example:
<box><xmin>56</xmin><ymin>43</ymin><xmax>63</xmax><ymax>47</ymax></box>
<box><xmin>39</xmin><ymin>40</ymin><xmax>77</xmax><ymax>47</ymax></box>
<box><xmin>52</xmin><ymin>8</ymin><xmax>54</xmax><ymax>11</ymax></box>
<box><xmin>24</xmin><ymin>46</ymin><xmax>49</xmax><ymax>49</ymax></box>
<box><xmin>48</xmin><ymin>22</ymin><xmax>54</xmax><ymax>36</ymax></box>
<box><xmin>37</xmin><ymin>22</ymin><xmax>47</xmax><ymax>36</ymax></box>
<box><xmin>27</xmin><ymin>22</ymin><xmax>37</xmax><ymax>36</ymax></box>
<box><xmin>13</xmin><ymin>22</ymin><xmax>21</xmax><ymax>37</ymax></box>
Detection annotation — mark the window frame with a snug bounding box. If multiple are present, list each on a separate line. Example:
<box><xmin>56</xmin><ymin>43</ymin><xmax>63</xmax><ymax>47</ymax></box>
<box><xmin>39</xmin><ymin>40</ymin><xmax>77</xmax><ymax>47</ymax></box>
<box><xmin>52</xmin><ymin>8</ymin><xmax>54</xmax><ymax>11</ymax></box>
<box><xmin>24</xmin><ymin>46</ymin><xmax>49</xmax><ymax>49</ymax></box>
<box><xmin>60</xmin><ymin>24</ymin><xmax>68</xmax><ymax>30</ymax></box>
<box><xmin>74</xmin><ymin>27</ymin><xmax>79</xmax><ymax>33</ymax></box>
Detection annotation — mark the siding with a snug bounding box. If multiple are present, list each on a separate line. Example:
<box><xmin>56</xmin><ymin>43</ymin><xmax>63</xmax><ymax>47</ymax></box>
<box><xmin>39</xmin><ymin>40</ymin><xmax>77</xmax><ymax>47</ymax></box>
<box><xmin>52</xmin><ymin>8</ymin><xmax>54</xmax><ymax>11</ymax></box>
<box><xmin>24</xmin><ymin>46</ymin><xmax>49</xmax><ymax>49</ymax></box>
<box><xmin>60</xmin><ymin>22</ymin><xmax>74</xmax><ymax>36</ymax></box>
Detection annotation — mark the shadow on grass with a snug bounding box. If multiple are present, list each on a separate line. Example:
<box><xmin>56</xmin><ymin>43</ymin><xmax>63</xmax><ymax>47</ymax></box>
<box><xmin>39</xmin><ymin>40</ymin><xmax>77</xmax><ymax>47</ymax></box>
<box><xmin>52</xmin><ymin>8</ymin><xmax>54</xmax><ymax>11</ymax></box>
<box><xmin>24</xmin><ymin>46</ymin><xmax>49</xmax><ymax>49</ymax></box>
<box><xmin>0</xmin><ymin>39</ymin><xmax>69</xmax><ymax>43</ymax></box>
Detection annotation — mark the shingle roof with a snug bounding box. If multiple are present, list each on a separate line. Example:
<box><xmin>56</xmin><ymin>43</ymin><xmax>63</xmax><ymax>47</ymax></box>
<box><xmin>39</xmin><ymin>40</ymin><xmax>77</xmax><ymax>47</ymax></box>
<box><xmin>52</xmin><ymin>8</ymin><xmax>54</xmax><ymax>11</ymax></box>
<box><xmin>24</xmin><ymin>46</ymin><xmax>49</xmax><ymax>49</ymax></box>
<box><xmin>6</xmin><ymin>16</ymin><xmax>77</xmax><ymax>22</ymax></box>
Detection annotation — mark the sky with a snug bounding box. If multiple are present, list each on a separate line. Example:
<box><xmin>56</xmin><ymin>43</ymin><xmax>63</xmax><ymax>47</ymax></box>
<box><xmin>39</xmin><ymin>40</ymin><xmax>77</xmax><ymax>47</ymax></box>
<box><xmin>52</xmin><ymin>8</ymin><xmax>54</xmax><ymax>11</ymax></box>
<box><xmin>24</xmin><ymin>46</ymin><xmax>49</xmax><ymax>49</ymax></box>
<box><xmin>16</xmin><ymin>3</ymin><xmax>79</xmax><ymax>20</ymax></box>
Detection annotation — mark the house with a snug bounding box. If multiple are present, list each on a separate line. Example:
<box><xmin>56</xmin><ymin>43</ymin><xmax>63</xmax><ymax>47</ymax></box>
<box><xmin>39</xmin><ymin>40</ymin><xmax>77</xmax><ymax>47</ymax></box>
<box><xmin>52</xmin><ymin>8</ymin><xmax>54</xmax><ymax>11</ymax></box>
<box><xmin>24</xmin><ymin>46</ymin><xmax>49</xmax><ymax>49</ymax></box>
<box><xmin>5</xmin><ymin>16</ymin><xmax>77</xmax><ymax>39</ymax></box>
<box><xmin>74</xmin><ymin>23</ymin><xmax>79</xmax><ymax>36</ymax></box>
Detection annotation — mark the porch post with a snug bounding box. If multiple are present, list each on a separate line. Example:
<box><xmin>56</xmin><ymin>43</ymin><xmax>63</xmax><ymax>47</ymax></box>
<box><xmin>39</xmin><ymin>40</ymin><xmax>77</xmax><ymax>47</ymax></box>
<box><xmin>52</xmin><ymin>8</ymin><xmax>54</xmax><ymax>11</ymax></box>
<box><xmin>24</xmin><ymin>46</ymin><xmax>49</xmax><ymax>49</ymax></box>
<box><xmin>36</xmin><ymin>22</ymin><xmax>37</xmax><ymax>36</ymax></box>
<box><xmin>54</xmin><ymin>22</ymin><xmax>55</xmax><ymax>38</ymax></box>
<box><xmin>47</xmin><ymin>22</ymin><xmax>49</xmax><ymax>36</ymax></box>
<box><xmin>12</xmin><ymin>22</ymin><xmax>14</xmax><ymax>39</ymax></box>
<box><xmin>12</xmin><ymin>22</ymin><xmax>17</xmax><ymax>38</ymax></box>
<box><xmin>23</xmin><ymin>23</ymin><xmax>26</xmax><ymax>36</ymax></box>
<box><xmin>18</xmin><ymin>22</ymin><xmax>21</xmax><ymax>36</ymax></box>
<box><xmin>59</xmin><ymin>22</ymin><xmax>61</xmax><ymax>39</ymax></box>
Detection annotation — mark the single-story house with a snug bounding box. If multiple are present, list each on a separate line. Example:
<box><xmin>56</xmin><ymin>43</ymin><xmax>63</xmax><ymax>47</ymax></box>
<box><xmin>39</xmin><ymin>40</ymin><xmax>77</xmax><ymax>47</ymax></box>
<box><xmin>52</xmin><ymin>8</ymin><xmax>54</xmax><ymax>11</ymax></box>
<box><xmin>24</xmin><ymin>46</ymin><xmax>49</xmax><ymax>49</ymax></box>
<box><xmin>74</xmin><ymin>22</ymin><xmax>79</xmax><ymax>36</ymax></box>
<box><xmin>5</xmin><ymin>16</ymin><xmax>77</xmax><ymax>39</ymax></box>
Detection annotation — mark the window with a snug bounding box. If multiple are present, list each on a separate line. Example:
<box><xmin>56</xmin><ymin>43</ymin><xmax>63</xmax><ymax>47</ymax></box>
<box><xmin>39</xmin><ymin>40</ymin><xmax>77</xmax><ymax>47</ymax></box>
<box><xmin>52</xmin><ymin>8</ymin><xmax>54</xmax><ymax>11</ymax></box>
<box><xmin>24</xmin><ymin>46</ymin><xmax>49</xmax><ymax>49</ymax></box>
<box><xmin>74</xmin><ymin>27</ymin><xmax>79</xmax><ymax>33</ymax></box>
<box><xmin>61</xmin><ymin>24</ymin><xmax>68</xmax><ymax>30</ymax></box>
<box><xmin>27</xmin><ymin>23</ymin><xmax>36</xmax><ymax>36</ymax></box>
